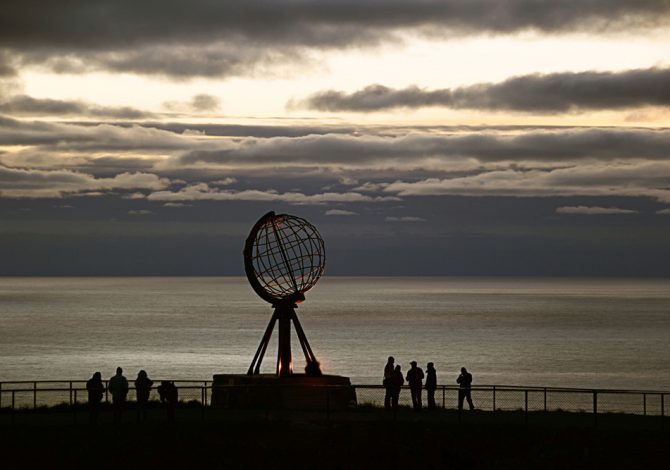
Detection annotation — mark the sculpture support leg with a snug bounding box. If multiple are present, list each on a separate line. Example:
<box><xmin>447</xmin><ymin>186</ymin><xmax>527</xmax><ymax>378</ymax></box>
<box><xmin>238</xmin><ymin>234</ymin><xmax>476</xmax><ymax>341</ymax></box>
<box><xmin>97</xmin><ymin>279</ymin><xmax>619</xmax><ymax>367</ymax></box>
<box><xmin>277</xmin><ymin>306</ymin><xmax>293</xmax><ymax>377</ymax></box>
<box><xmin>247</xmin><ymin>311</ymin><xmax>277</xmax><ymax>375</ymax></box>
<box><xmin>247</xmin><ymin>304</ymin><xmax>318</xmax><ymax>377</ymax></box>
<box><xmin>292</xmin><ymin>310</ymin><xmax>317</xmax><ymax>365</ymax></box>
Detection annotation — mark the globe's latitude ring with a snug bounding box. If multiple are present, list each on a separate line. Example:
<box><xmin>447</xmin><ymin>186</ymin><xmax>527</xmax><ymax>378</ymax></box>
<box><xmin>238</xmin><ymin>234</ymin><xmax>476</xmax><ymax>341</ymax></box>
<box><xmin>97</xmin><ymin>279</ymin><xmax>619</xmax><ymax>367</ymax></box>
<box><xmin>243</xmin><ymin>211</ymin><xmax>326</xmax><ymax>306</ymax></box>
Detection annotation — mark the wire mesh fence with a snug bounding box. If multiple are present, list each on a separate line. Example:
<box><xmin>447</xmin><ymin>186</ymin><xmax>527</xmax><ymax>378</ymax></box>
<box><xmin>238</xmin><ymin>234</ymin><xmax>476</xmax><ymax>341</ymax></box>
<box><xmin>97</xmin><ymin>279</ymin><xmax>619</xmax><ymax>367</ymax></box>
<box><xmin>0</xmin><ymin>381</ymin><xmax>667</xmax><ymax>421</ymax></box>
<box><xmin>0</xmin><ymin>380</ymin><xmax>210</xmax><ymax>409</ymax></box>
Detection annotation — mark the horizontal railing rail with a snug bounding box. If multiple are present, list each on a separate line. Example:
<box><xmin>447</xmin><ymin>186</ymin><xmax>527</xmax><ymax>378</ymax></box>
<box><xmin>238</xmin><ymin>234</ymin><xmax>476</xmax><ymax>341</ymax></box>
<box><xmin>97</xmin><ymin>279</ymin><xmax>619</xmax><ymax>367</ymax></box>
<box><xmin>0</xmin><ymin>380</ymin><xmax>667</xmax><ymax>427</ymax></box>
<box><xmin>1</xmin><ymin>380</ymin><xmax>667</xmax><ymax>395</ymax></box>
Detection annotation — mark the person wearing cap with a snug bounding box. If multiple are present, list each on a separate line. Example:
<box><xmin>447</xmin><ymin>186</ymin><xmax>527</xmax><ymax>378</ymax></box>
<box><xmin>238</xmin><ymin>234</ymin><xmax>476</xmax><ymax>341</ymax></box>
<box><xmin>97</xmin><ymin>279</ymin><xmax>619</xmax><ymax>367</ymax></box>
<box><xmin>383</xmin><ymin>356</ymin><xmax>395</xmax><ymax>410</ymax></box>
<box><xmin>405</xmin><ymin>360</ymin><xmax>424</xmax><ymax>411</ymax></box>
<box><xmin>425</xmin><ymin>362</ymin><xmax>437</xmax><ymax>409</ymax></box>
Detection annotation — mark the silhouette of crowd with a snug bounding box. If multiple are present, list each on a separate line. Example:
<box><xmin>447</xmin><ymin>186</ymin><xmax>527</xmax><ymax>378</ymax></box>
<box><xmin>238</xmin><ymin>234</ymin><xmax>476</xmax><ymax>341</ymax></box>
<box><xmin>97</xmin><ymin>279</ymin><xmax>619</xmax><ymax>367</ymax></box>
<box><xmin>84</xmin><ymin>360</ymin><xmax>477</xmax><ymax>423</ymax></box>
<box><xmin>85</xmin><ymin>367</ymin><xmax>177</xmax><ymax>424</ymax></box>
<box><xmin>382</xmin><ymin>357</ymin><xmax>476</xmax><ymax>412</ymax></box>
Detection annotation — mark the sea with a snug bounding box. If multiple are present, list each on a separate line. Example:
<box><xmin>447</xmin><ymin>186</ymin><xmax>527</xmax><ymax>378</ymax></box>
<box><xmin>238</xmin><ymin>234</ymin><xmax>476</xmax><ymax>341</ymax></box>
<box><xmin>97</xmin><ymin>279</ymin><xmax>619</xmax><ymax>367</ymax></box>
<box><xmin>1</xmin><ymin>277</ymin><xmax>669</xmax><ymax>390</ymax></box>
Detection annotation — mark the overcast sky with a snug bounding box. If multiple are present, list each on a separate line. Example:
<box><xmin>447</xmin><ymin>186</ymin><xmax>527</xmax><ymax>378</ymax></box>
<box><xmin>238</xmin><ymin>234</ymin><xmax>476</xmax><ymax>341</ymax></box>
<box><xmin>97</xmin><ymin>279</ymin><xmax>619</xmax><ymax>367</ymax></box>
<box><xmin>1</xmin><ymin>0</ymin><xmax>670</xmax><ymax>276</ymax></box>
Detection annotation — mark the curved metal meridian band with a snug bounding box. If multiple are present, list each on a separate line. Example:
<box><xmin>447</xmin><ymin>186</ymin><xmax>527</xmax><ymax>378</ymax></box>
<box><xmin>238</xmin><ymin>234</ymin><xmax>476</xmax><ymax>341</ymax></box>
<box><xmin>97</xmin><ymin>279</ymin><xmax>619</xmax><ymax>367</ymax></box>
<box><xmin>243</xmin><ymin>211</ymin><xmax>278</xmax><ymax>305</ymax></box>
<box><xmin>244</xmin><ymin>211</ymin><xmax>317</xmax><ymax>305</ymax></box>
<box><xmin>270</xmin><ymin>216</ymin><xmax>300</xmax><ymax>295</ymax></box>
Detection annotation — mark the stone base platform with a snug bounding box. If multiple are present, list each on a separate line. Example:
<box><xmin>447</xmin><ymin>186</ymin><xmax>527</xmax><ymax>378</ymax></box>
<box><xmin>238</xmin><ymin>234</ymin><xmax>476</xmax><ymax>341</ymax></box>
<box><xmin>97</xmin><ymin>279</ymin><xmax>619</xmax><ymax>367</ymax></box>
<box><xmin>211</xmin><ymin>374</ymin><xmax>357</xmax><ymax>410</ymax></box>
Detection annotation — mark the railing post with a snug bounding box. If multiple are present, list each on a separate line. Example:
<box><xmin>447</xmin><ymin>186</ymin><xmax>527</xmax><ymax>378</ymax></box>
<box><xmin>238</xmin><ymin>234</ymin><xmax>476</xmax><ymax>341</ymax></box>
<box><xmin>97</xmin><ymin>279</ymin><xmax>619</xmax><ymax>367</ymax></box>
<box><xmin>326</xmin><ymin>388</ymin><xmax>331</xmax><ymax>422</ymax></box>
<box><xmin>73</xmin><ymin>389</ymin><xmax>77</xmax><ymax>424</ymax></box>
<box><xmin>643</xmin><ymin>393</ymin><xmax>646</xmax><ymax>416</ymax></box>
<box><xmin>492</xmin><ymin>386</ymin><xmax>496</xmax><ymax>411</ymax></box>
<box><xmin>543</xmin><ymin>387</ymin><xmax>547</xmax><ymax>412</ymax></box>
<box><xmin>33</xmin><ymin>381</ymin><xmax>37</xmax><ymax>409</ymax></box>
<box><xmin>201</xmin><ymin>387</ymin><xmax>205</xmax><ymax>421</ymax></box>
<box><xmin>12</xmin><ymin>390</ymin><xmax>15</xmax><ymax>409</ymax></box>
<box><xmin>661</xmin><ymin>394</ymin><xmax>665</xmax><ymax>431</ymax></box>
<box><xmin>524</xmin><ymin>390</ymin><xmax>528</xmax><ymax>423</ymax></box>
<box><xmin>69</xmin><ymin>381</ymin><xmax>73</xmax><ymax>406</ymax></box>
<box><xmin>442</xmin><ymin>386</ymin><xmax>445</xmax><ymax>409</ymax></box>
<box><xmin>593</xmin><ymin>391</ymin><xmax>598</xmax><ymax>427</ymax></box>
<box><xmin>0</xmin><ymin>382</ymin><xmax>2</xmax><ymax>409</ymax></box>
<box><xmin>105</xmin><ymin>380</ymin><xmax>109</xmax><ymax>403</ymax></box>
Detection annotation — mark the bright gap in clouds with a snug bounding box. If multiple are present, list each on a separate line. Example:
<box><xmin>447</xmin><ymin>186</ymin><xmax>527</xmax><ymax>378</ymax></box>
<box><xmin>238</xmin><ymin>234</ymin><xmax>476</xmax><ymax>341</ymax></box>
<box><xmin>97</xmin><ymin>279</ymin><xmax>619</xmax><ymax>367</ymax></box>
<box><xmin>19</xmin><ymin>34</ymin><xmax>670</xmax><ymax>121</ymax></box>
<box><xmin>324</xmin><ymin>33</ymin><xmax>670</xmax><ymax>90</ymax></box>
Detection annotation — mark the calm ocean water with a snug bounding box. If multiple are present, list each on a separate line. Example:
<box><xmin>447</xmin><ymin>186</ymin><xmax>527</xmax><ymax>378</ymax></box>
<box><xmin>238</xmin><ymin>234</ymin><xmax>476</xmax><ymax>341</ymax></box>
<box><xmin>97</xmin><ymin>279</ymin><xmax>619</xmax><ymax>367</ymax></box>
<box><xmin>1</xmin><ymin>277</ymin><xmax>669</xmax><ymax>390</ymax></box>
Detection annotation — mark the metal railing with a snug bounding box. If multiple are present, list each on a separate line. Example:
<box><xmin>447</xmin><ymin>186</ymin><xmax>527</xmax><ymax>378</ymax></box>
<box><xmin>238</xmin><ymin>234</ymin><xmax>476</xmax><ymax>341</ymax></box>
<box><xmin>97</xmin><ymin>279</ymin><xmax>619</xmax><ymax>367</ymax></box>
<box><xmin>0</xmin><ymin>380</ymin><xmax>667</xmax><ymax>426</ymax></box>
<box><xmin>0</xmin><ymin>380</ymin><xmax>210</xmax><ymax>409</ymax></box>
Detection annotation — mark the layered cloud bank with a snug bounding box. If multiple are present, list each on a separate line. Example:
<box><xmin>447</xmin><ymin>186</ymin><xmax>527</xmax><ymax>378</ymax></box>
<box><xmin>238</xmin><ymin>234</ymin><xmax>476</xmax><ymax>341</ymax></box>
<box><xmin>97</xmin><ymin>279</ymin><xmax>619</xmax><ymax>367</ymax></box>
<box><xmin>2</xmin><ymin>119</ymin><xmax>670</xmax><ymax>205</ymax></box>
<box><xmin>555</xmin><ymin>206</ymin><xmax>638</xmax><ymax>215</ymax></box>
<box><xmin>299</xmin><ymin>68</ymin><xmax>670</xmax><ymax>112</ymax></box>
<box><xmin>1</xmin><ymin>0</ymin><xmax>669</xmax><ymax>78</ymax></box>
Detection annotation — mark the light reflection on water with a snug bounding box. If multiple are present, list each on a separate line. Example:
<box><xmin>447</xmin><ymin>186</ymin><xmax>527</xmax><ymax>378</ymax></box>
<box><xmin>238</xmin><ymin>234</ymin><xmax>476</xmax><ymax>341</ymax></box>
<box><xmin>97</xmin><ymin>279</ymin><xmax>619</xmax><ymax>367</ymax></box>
<box><xmin>1</xmin><ymin>277</ymin><xmax>669</xmax><ymax>390</ymax></box>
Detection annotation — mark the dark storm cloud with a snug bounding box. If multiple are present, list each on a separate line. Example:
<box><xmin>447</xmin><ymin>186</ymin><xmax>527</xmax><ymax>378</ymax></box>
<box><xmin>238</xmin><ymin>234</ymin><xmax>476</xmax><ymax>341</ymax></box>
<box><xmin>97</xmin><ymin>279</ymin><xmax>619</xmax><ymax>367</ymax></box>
<box><xmin>0</xmin><ymin>50</ymin><xmax>16</xmax><ymax>76</ymax></box>
<box><xmin>190</xmin><ymin>94</ymin><xmax>220</xmax><ymax>112</ymax></box>
<box><xmin>384</xmin><ymin>161</ymin><xmax>670</xmax><ymax>203</ymax></box>
<box><xmin>2</xmin><ymin>115</ymin><xmax>670</xmax><ymax>204</ymax></box>
<box><xmin>0</xmin><ymin>165</ymin><xmax>169</xmax><ymax>198</ymax></box>
<box><xmin>146</xmin><ymin>185</ymin><xmax>398</xmax><ymax>204</ymax></box>
<box><xmin>2</xmin><ymin>117</ymin><xmax>669</xmax><ymax>170</ymax></box>
<box><xmin>177</xmin><ymin>128</ymin><xmax>670</xmax><ymax>167</ymax></box>
<box><xmin>0</xmin><ymin>95</ymin><xmax>154</xmax><ymax>118</ymax></box>
<box><xmin>162</xmin><ymin>94</ymin><xmax>221</xmax><ymax>113</ymax></box>
<box><xmin>0</xmin><ymin>116</ymin><xmax>364</xmax><ymax>156</ymax></box>
<box><xmin>53</xmin><ymin>44</ymin><xmax>298</xmax><ymax>78</ymax></box>
<box><xmin>51</xmin><ymin>120</ymin><xmax>618</xmax><ymax>142</ymax></box>
<box><xmin>1</xmin><ymin>0</ymin><xmax>668</xmax><ymax>77</ymax></box>
<box><xmin>69</xmin><ymin>120</ymin><xmax>361</xmax><ymax>138</ymax></box>
<box><xmin>299</xmin><ymin>68</ymin><xmax>670</xmax><ymax>113</ymax></box>
<box><xmin>555</xmin><ymin>205</ymin><xmax>638</xmax><ymax>215</ymax></box>
<box><xmin>2</xmin><ymin>0</ymin><xmax>667</xmax><ymax>47</ymax></box>
<box><xmin>79</xmin><ymin>156</ymin><xmax>157</xmax><ymax>174</ymax></box>
<box><xmin>0</xmin><ymin>117</ymin><xmax>211</xmax><ymax>151</ymax></box>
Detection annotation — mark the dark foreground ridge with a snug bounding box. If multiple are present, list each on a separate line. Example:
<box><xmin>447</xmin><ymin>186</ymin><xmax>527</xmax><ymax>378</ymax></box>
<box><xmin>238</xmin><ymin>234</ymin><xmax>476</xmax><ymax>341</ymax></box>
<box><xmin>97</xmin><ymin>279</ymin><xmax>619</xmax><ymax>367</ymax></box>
<box><xmin>1</xmin><ymin>405</ymin><xmax>667</xmax><ymax>469</ymax></box>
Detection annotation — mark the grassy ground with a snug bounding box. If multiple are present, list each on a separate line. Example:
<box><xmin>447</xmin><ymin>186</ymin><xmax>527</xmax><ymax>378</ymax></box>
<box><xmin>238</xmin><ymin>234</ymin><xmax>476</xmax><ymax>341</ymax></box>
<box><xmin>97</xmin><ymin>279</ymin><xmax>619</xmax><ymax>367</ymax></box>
<box><xmin>1</xmin><ymin>404</ymin><xmax>667</xmax><ymax>469</ymax></box>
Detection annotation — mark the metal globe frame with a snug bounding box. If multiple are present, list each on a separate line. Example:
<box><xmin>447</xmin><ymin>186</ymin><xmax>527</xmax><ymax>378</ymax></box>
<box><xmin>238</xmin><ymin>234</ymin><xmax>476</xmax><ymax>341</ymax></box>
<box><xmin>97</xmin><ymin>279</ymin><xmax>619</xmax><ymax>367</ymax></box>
<box><xmin>243</xmin><ymin>211</ymin><xmax>325</xmax><ymax>377</ymax></box>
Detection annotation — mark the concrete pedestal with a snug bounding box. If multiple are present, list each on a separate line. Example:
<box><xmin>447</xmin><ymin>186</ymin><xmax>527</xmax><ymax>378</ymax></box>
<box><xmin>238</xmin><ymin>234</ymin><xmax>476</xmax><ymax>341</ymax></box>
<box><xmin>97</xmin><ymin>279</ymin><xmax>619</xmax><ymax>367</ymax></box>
<box><xmin>211</xmin><ymin>374</ymin><xmax>356</xmax><ymax>410</ymax></box>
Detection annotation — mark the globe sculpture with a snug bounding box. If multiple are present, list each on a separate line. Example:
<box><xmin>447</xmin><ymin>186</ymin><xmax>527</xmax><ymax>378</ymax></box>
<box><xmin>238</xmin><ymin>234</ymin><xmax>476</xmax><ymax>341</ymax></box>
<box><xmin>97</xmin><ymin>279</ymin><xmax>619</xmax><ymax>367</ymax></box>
<box><xmin>244</xmin><ymin>211</ymin><xmax>325</xmax><ymax>377</ymax></box>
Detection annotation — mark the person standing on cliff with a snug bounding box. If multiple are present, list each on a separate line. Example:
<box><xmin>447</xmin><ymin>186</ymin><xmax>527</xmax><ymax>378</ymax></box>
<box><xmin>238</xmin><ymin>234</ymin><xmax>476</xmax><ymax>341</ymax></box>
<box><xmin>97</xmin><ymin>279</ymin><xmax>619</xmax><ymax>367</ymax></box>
<box><xmin>383</xmin><ymin>356</ymin><xmax>395</xmax><ymax>410</ymax></box>
<box><xmin>457</xmin><ymin>367</ymin><xmax>475</xmax><ymax>411</ymax></box>
<box><xmin>391</xmin><ymin>364</ymin><xmax>404</xmax><ymax>411</ymax></box>
<box><xmin>134</xmin><ymin>369</ymin><xmax>153</xmax><ymax>421</ymax></box>
<box><xmin>406</xmin><ymin>360</ymin><xmax>424</xmax><ymax>411</ymax></box>
<box><xmin>109</xmin><ymin>367</ymin><xmax>129</xmax><ymax>423</ymax></box>
<box><xmin>425</xmin><ymin>362</ymin><xmax>437</xmax><ymax>409</ymax></box>
<box><xmin>86</xmin><ymin>371</ymin><xmax>105</xmax><ymax>424</ymax></box>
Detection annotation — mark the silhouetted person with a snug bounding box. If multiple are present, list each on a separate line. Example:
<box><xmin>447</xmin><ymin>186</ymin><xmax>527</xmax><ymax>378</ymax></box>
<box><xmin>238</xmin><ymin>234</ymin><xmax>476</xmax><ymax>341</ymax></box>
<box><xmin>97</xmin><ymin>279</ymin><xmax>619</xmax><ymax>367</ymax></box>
<box><xmin>86</xmin><ymin>371</ymin><xmax>105</xmax><ymax>424</ymax></box>
<box><xmin>425</xmin><ymin>362</ymin><xmax>437</xmax><ymax>409</ymax></box>
<box><xmin>157</xmin><ymin>380</ymin><xmax>178</xmax><ymax>422</ymax></box>
<box><xmin>383</xmin><ymin>356</ymin><xmax>395</xmax><ymax>410</ymax></box>
<box><xmin>305</xmin><ymin>360</ymin><xmax>322</xmax><ymax>376</ymax></box>
<box><xmin>109</xmin><ymin>367</ymin><xmax>129</xmax><ymax>423</ymax></box>
<box><xmin>406</xmin><ymin>360</ymin><xmax>424</xmax><ymax>411</ymax></box>
<box><xmin>390</xmin><ymin>364</ymin><xmax>404</xmax><ymax>411</ymax></box>
<box><xmin>134</xmin><ymin>369</ymin><xmax>153</xmax><ymax>421</ymax></box>
<box><xmin>457</xmin><ymin>367</ymin><xmax>475</xmax><ymax>411</ymax></box>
